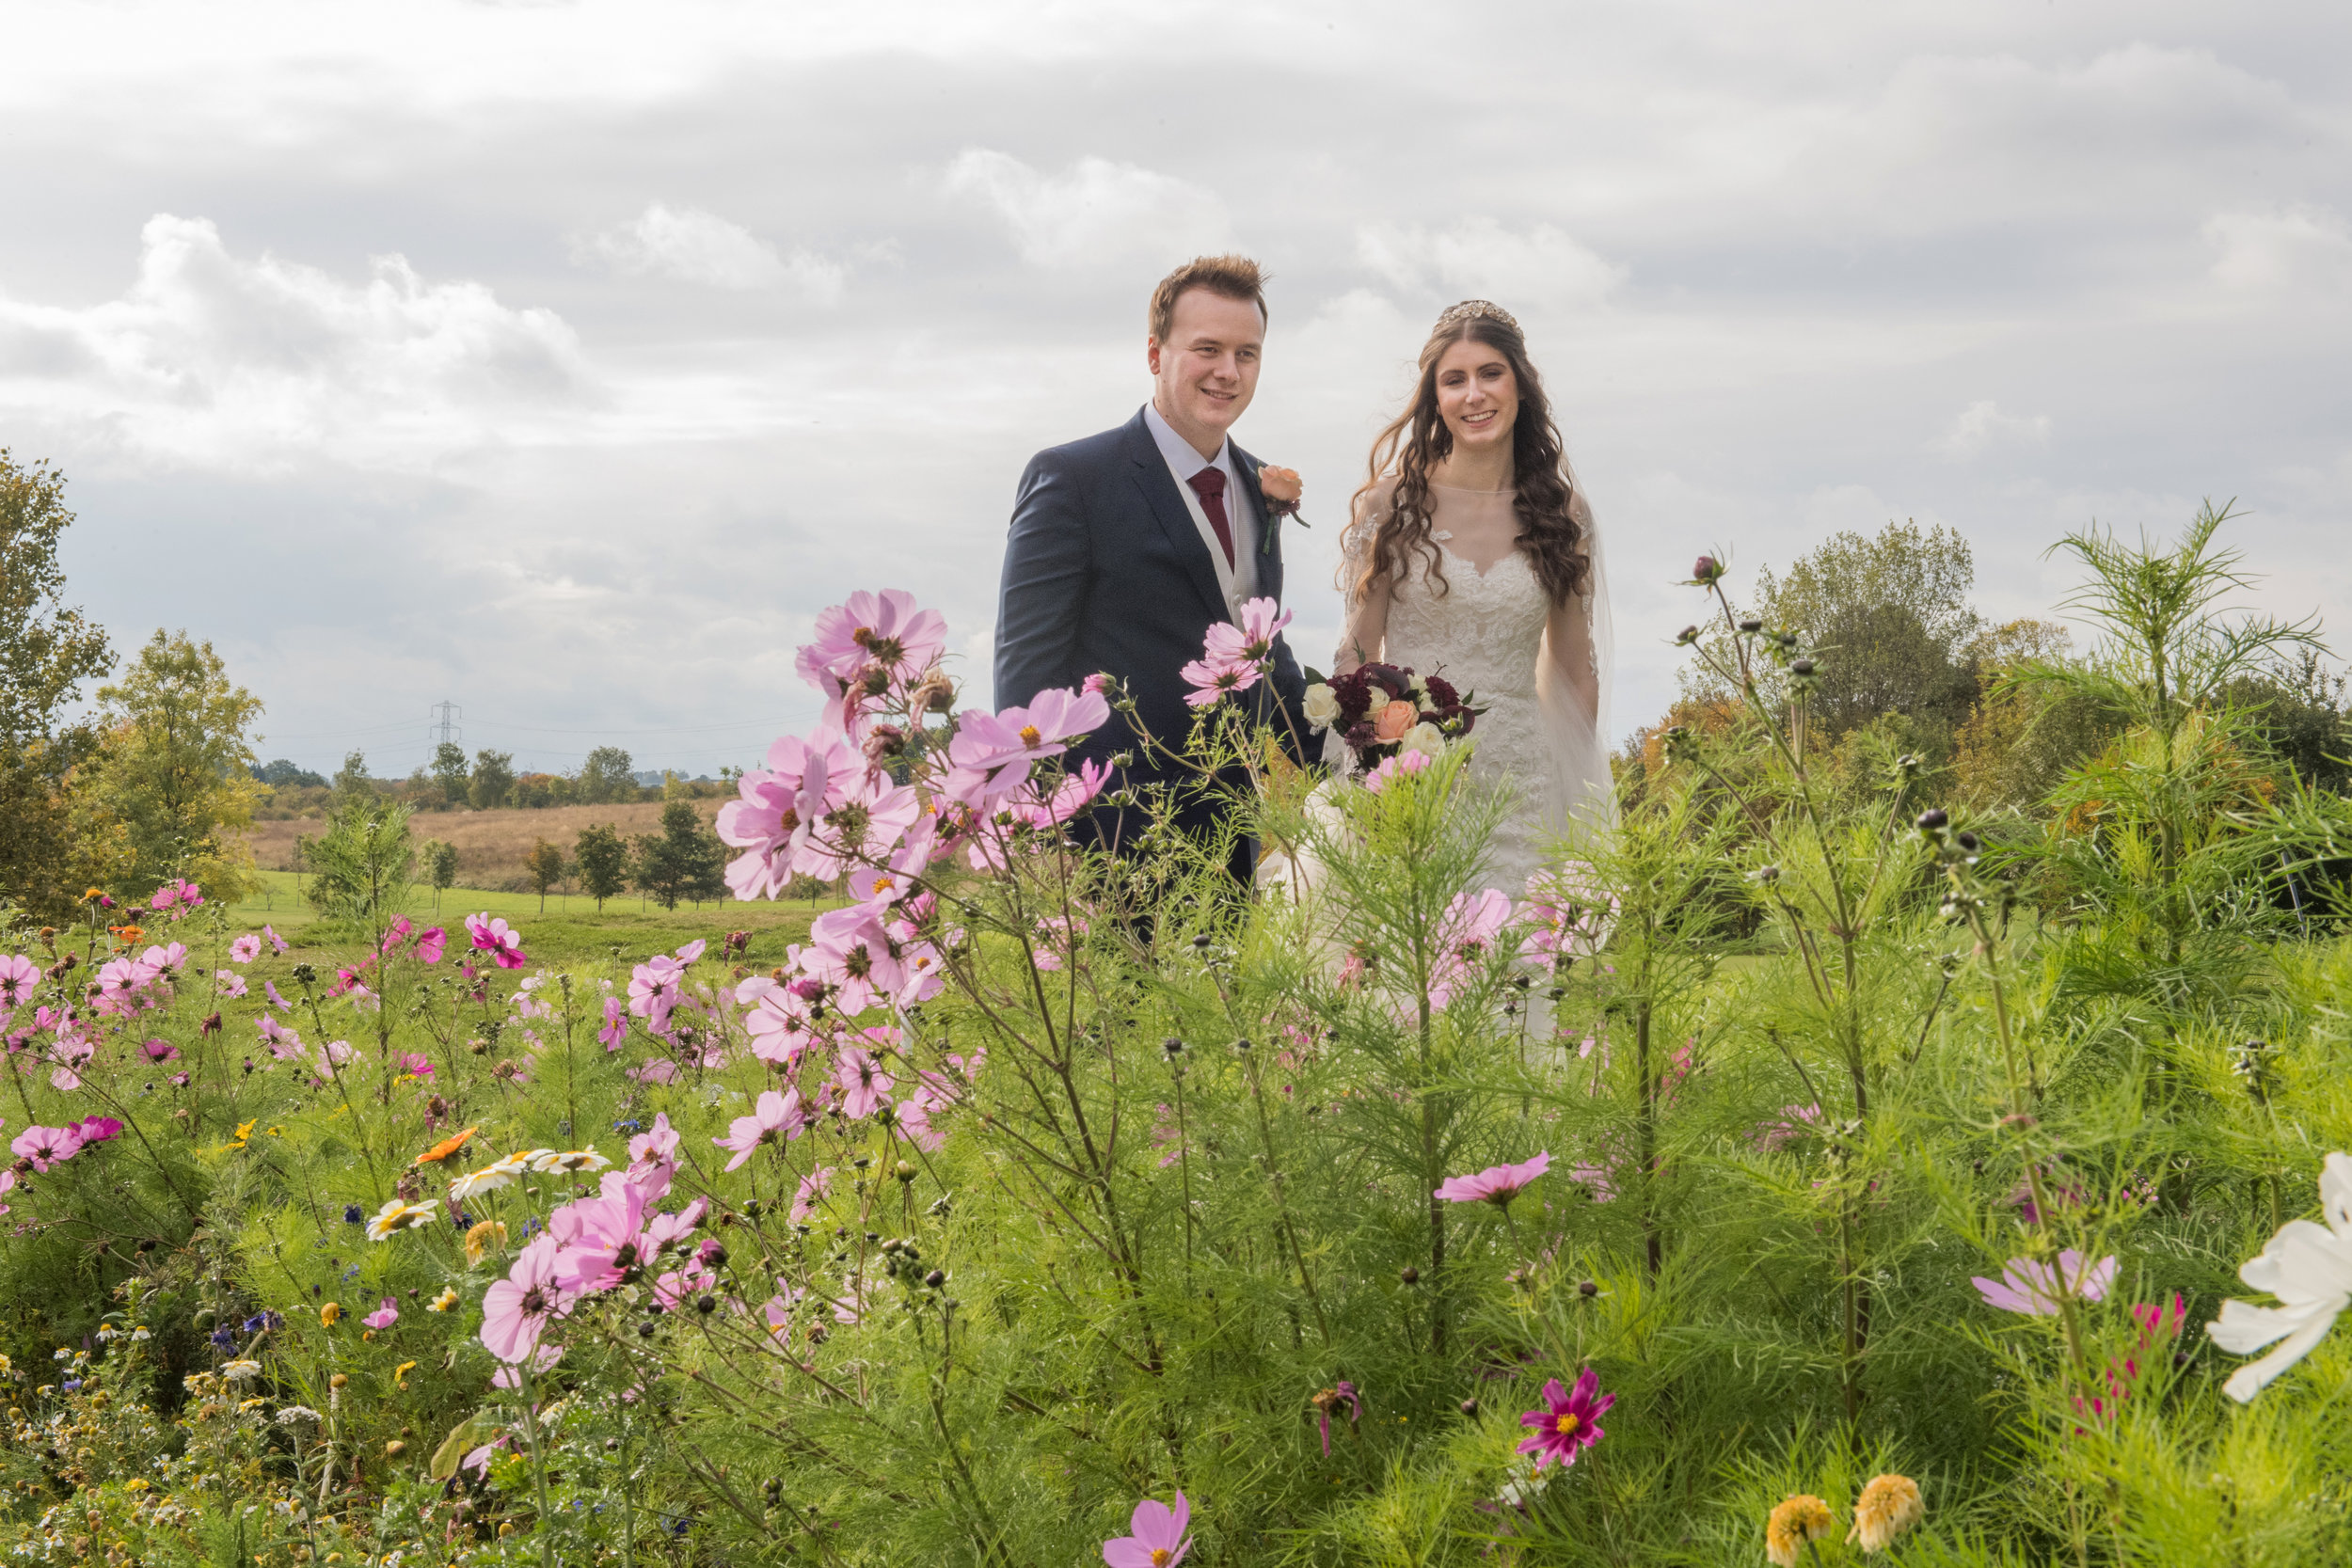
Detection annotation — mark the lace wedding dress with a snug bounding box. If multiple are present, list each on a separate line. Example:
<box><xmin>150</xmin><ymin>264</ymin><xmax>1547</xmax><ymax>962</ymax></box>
<box><xmin>1336</xmin><ymin>480</ymin><xmax>1615</xmax><ymax>894</ymax></box>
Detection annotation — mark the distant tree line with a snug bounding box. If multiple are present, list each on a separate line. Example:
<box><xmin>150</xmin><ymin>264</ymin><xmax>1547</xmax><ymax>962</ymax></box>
<box><xmin>249</xmin><ymin>742</ymin><xmax>742</xmax><ymax>821</ymax></box>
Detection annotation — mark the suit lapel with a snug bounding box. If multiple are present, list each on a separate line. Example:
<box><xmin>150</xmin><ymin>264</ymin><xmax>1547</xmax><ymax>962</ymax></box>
<box><xmin>1123</xmin><ymin>413</ymin><xmax>1230</xmax><ymax>623</ymax></box>
<box><xmin>1229</xmin><ymin>440</ymin><xmax>1280</xmax><ymax>600</ymax></box>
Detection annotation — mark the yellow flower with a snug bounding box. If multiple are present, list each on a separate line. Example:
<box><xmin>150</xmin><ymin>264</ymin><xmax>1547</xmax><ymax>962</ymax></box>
<box><xmin>319</xmin><ymin>1302</ymin><xmax>342</xmax><ymax>1327</ymax></box>
<box><xmin>464</xmin><ymin>1220</ymin><xmax>509</xmax><ymax>1266</ymax></box>
<box><xmin>426</xmin><ymin>1287</ymin><xmax>460</xmax><ymax>1313</ymax></box>
<box><xmin>1767</xmin><ymin>1495</ymin><xmax>1836</xmax><ymax>1568</ymax></box>
<box><xmin>230</xmin><ymin>1119</ymin><xmax>257</xmax><ymax>1149</ymax></box>
<box><xmin>1849</xmin><ymin>1474</ymin><xmax>1924</xmax><ymax>1553</ymax></box>
<box><xmin>393</xmin><ymin>1360</ymin><xmax>418</xmax><ymax>1391</ymax></box>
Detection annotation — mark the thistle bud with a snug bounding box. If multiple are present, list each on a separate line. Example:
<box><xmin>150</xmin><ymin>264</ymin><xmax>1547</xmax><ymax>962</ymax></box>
<box><xmin>695</xmin><ymin>1294</ymin><xmax>717</xmax><ymax>1315</ymax></box>
<box><xmin>1163</xmin><ymin>1037</ymin><xmax>1184</xmax><ymax>1055</ymax></box>
<box><xmin>925</xmin><ymin>1269</ymin><xmax>946</xmax><ymax>1289</ymax></box>
<box><xmin>1789</xmin><ymin>657</ymin><xmax>1816</xmax><ymax>677</ymax></box>
<box><xmin>1915</xmin><ymin>808</ymin><xmax>1948</xmax><ymax>832</ymax></box>
<box><xmin>1400</xmin><ymin>1265</ymin><xmax>1420</xmax><ymax>1285</ymax></box>
<box><xmin>1578</xmin><ymin>1279</ymin><xmax>1599</xmax><ymax>1298</ymax></box>
<box><xmin>1691</xmin><ymin>555</ymin><xmax>1724</xmax><ymax>584</ymax></box>
<box><xmin>1676</xmin><ymin>625</ymin><xmax>1700</xmax><ymax>646</ymax></box>
<box><xmin>1737</xmin><ymin>617</ymin><xmax>1763</xmax><ymax>634</ymax></box>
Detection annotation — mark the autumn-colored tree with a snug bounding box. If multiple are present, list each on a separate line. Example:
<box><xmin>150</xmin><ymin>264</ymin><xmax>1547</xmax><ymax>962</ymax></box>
<box><xmin>85</xmin><ymin>629</ymin><xmax>264</xmax><ymax>902</ymax></box>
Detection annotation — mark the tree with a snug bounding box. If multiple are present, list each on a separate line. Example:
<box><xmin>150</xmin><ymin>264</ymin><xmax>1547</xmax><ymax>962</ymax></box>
<box><xmin>527</xmin><ymin>837</ymin><xmax>565</xmax><ymax>912</ymax></box>
<box><xmin>254</xmin><ymin>758</ymin><xmax>328</xmax><ymax>788</ymax></box>
<box><xmin>629</xmin><ymin>801</ymin><xmax>725</xmax><ymax>911</ymax></box>
<box><xmin>430</xmin><ymin>742</ymin><xmax>469</xmax><ymax>808</ymax></box>
<box><xmin>0</xmin><ymin>450</ymin><xmax>117</xmax><ymax>921</ymax></box>
<box><xmin>421</xmin><ymin>838</ymin><xmax>459</xmax><ymax>911</ymax></box>
<box><xmin>84</xmin><ymin>630</ymin><xmax>265</xmax><ymax>902</ymax></box>
<box><xmin>575</xmin><ymin>746</ymin><xmax>637</xmax><ymax>805</ymax></box>
<box><xmin>575</xmin><ymin>823</ymin><xmax>629</xmax><ymax>912</ymax></box>
<box><xmin>469</xmin><ymin>748</ymin><xmax>516</xmax><ymax>811</ymax></box>
<box><xmin>304</xmin><ymin>794</ymin><xmax>413</xmax><ymax>936</ymax></box>
<box><xmin>334</xmin><ymin>749</ymin><xmax>374</xmax><ymax>800</ymax></box>
<box><xmin>1755</xmin><ymin>519</ymin><xmax>1982</xmax><ymax>749</ymax></box>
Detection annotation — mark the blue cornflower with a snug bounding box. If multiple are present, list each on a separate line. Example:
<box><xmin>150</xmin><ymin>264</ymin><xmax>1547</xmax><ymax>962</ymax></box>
<box><xmin>342</xmin><ymin>1265</ymin><xmax>359</xmax><ymax>1281</ymax></box>
<box><xmin>614</xmin><ymin>1119</ymin><xmax>642</xmax><ymax>1132</ymax></box>
<box><xmin>453</xmin><ymin>1212</ymin><xmax>472</xmax><ymax>1228</ymax></box>
<box><xmin>343</xmin><ymin>1204</ymin><xmax>364</xmax><ymax>1225</ymax></box>
<box><xmin>61</xmin><ymin>1380</ymin><xmax>82</xmax><ymax>1393</ymax></box>
<box><xmin>242</xmin><ymin>1315</ymin><xmax>268</xmax><ymax>1334</ymax></box>
<box><xmin>210</xmin><ymin>1328</ymin><xmax>235</xmax><ymax>1349</ymax></box>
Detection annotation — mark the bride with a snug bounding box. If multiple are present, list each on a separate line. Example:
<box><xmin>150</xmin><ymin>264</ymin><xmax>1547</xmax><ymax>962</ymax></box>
<box><xmin>1333</xmin><ymin>298</ymin><xmax>1614</xmax><ymax>893</ymax></box>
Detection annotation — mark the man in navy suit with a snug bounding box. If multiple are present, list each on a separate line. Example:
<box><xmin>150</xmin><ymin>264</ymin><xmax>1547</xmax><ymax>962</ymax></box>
<box><xmin>993</xmin><ymin>255</ymin><xmax>1308</xmax><ymax>876</ymax></box>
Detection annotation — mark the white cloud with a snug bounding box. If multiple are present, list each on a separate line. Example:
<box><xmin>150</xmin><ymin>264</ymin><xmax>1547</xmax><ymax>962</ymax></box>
<box><xmin>945</xmin><ymin>149</ymin><xmax>1230</xmax><ymax>266</ymax></box>
<box><xmin>2204</xmin><ymin>204</ymin><xmax>2352</xmax><ymax>295</ymax></box>
<box><xmin>0</xmin><ymin>214</ymin><xmax>592</xmax><ymax>471</ymax></box>
<box><xmin>1356</xmin><ymin>218</ymin><xmax>1624</xmax><ymax>315</ymax></box>
<box><xmin>578</xmin><ymin>202</ymin><xmax>847</xmax><ymax>299</ymax></box>
<box><xmin>1937</xmin><ymin>400</ymin><xmax>2053</xmax><ymax>460</ymax></box>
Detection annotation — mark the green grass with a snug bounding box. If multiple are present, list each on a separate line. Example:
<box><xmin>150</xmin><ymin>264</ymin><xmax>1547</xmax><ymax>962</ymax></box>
<box><xmin>215</xmin><ymin>869</ymin><xmax>844</xmax><ymax>967</ymax></box>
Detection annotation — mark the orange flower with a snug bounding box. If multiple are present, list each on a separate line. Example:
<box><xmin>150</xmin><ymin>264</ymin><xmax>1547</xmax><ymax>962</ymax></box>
<box><xmin>1257</xmin><ymin>465</ymin><xmax>1303</xmax><ymax>506</ymax></box>
<box><xmin>1374</xmin><ymin>702</ymin><xmax>1416</xmax><ymax>742</ymax></box>
<box><xmin>414</xmin><ymin>1126</ymin><xmax>480</xmax><ymax>1165</ymax></box>
<box><xmin>109</xmin><ymin>924</ymin><xmax>145</xmax><ymax>943</ymax></box>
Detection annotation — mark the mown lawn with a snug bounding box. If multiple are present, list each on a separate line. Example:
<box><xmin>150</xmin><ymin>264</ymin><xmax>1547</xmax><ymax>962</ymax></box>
<box><xmin>215</xmin><ymin>869</ymin><xmax>843</xmax><ymax>967</ymax></box>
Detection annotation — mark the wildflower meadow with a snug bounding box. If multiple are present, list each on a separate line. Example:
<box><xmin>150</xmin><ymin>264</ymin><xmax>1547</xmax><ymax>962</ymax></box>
<box><xmin>9</xmin><ymin>510</ymin><xmax>2352</xmax><ymax>1568</ymax></box>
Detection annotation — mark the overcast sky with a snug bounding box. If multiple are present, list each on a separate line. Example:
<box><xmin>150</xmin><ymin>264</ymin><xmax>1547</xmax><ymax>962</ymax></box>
<box><xmin>4</xmin><ymin>1</ymin><xmax>2347</xmax><ymax>778</ymax></box>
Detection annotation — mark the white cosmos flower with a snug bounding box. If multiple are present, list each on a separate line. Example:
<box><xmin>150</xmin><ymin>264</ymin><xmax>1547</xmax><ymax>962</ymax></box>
<box><xmin>2207</xmin><ymin>1151</ymin><xmax>2352</xmax><ymax>1402</ymax></box>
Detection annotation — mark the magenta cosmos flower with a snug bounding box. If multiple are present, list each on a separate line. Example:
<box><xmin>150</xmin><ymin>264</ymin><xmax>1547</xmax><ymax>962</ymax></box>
<box><xmin>1436</xmin><ymin>1150</ymin><xmax>1551</xmax><ymax>1211</ymax></box>
<box><xmin>1102</xmin><ymin>1493</ymin><xmax>1192</xmax><ymax>1568</ymax></box>
<box><xmin>464</xmin><ymin>913</ymin><xmax>529</xmax><ymax>970</ymax></box>
<box><xmin>1518</xmin><ymin>1367</ymin><xmax>1614</xmax><ymax>1470</ymax></box>
<box><xmin>835</xmin><ymin>1048</ymin><xmax>896</xmax><ymax>1119</ymax></box>
<box><xmin>798</xmin><ymin>588</ymin><xmax>948</xmax><ymax>690</ymax></box>
<box><xmin>0</xmin><ymin>951</ymin><xmax>39</xmax><ymax>1006</ymax></box>
<box><xmin>229</xmin><ymin>933</ymin><xmax>262</xmax><ymax>964</ymax></box>
<box><xmin>10</xmin><ymin>1124</ymin><xmax>84</xmax><ymax>1172</ymax></box>
<box><xmin>718</xmin><ymin>730</ymin><xmax>864</xmax><ymax>900</ymax></box>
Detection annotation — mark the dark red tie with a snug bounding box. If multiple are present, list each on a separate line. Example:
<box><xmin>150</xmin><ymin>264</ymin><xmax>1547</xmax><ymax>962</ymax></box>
<box><xmin>1186</xmin><ymin>467</ymin><xmax>1236</xmax><ymax>569</ymax></box>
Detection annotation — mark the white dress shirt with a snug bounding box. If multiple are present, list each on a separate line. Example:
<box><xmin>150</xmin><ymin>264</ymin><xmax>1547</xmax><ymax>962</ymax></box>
<box><xmin>1143</xmin><ymin>401</ymin><xmax>1260</xmax><ymax>619</ymax></box>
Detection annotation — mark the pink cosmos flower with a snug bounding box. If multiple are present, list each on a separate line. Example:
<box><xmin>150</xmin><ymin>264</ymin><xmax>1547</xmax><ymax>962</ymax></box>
<box><xmin>362</xmin><ymin>1298</ymin><xmax>399</xmax><ymax>1330</ymax></box>
<box><xmin>1437</xmin><ymin>1150</ymin><xmax>1550</xmax><ymax>1211</ymax></box>
<box><xmin>464</xmin><ymin>913</ymin><xmax>529</xmax><ymax>970</ymax></box>
<box><xmin>397</xmin><ymin>1052</ymin><xmax>434</xmax><ymax>1079</ymax></box>
<box><xmin>715</xmin><ymin>1089</ymin><xmax>806</xmax><ymax>1171</ymax></box>
<box><xmin>416</xmin><ymin>927</ymin><xmax>447</xmax><ymax>965</ymax></box>
<box><xmin>798</xmin><ymin>589</ymin><xmax>948</xmax><ymax>691</ymax></box>
<box><xmin>263</xmin><ymin>925</ymin><xmax>288</xmax><ymax>954</ymax></box>
<box><xmin>718</xmin><ymin>730</ymin><xmax>866</xmax><ymax>900</ymax></box>
<box><xmin>1430</xmin><ymin>888</ymin><xmax>1514</xmax><ymax>1009</ymax></box>
<box><xmin>1152</xmin><ymin>1106</ymin><xmax>1184</xmax><ymax>1169</ymax></box>
<box><xmin>0</xmin><ymin>953</ymin><xmax>38</xmax><ymax>1007</ymax></box>
<box><xmin>1203</xmin><ymin>595</ymin><xmax>1294</xmax><ymax>668</ymax></box>
<box><xmin>142</xmin><ymin>1037</ymin><xmax>182</xmax><ymax>1063</ymax></box>
<box><xmin>230</xmin><ymin>934</ymin><xmax>262</xmax><ymax>964</ymax></box>
<box><xmin>674</xmin><ymin>938</ymin><xmax>707</xmax><ymax>964</ymax></box>
<box><xmin>1756</xmin><ymin>1104</ymin><xmax>1824</xmax><ymax>1151</ymax></box>
<box><xmin>788</xmin><ymin>1166</ymin><xmax>834</xmax><ymax>1224</ymax></box>
<box><xmin>797</xmin><ymin>780</ymin><xmax>922</xmax><ymax>883</ymax></box>
<box><xmin>1361</xmin><ymin>749</ymin><xmax>1433</xmax><ymax>794</ymax></box>
<box><xmin>598</xmin><ymin>995</ymin><xmax>628</xmax><ymax>1050</ymax></box>
<box><xmin>215</xmin><ymin>970</ymin><xmax>248</xmax><ymax>999</ymax></box>
<box><xmin>1102</xmin><ymin>1494</ymin><xmax>1192</xmax><ymax>1568</ymax></box>
<box><xmin>836</xmin><ymin>1048</ymin><xmax>895</xmax><ymax>1119</ymax></box>
<box><xmin>1521</xmin><ymin>863</ymin><xmax>1617</xmax><ymax>965</ymax></box>
<box><xmin>801</xmin><ymin>904</ymin><xmax>907</xmax><ymax>1017</ymax></box>
<box><xmin>627</xmin><ymin>1113</ymin><xmax>680</xmax><ymax>1186</ymax></box>
<box><xmin>946</xmin><ymin>688</ymin><xmax>1110</xmax><ymax>800</ymax></box>
<box><xmin>628</xmin><ymin>958</ymin><xmax>683</xmax><ymax>1025</ymax></box>
<box><xmin>1517</xmin><ymin>1367</ymin><xmax>1614</xmax><ymax>1470</ymax></box>
<box><xmin>547</xmin><ymin>1174</ymin><xmax>657</xmax><ymax>1295</ymax></box>
<box><xmin>1972</xmin><ymin>1250</ymin><xmax>2117</xmax><ymax>1316</ymax></box>
<box><xmin>10</xmin><ymin>1124</ymin><xmax>83</xmax><ymax>1172</ymax></box>
<box><xmin>897</xmin><ymin>1095</ymin><xmax>945</xmax><ymax>1152</ymax></box>
<box><xmin>1179</xmin><ymin>655</ymin><xmax>1259</xmax><ymax>707</ymax></box>
<box><xmin>264</xmin><ymin>980</ymin><xmax>291</xmax><ymax>1011</ymax></box>
<box><xmin>96</xmin><ymin>956</ymin><xmax>160</xmax><ymax>1002</ymax></box>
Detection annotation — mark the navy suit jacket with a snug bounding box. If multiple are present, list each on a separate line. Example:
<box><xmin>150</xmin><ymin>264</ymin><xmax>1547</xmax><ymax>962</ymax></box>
<box><xmin>994</xmin><ymin>406</ymin><xmax>1308</xmax><ymax>848</ymax></box>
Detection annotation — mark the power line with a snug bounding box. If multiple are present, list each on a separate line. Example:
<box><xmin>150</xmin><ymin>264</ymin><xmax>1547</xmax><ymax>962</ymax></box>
<box><xmin>428</xmin><ymin>700</ymin><xmax>463</xmax><ymax>749</ymax></box>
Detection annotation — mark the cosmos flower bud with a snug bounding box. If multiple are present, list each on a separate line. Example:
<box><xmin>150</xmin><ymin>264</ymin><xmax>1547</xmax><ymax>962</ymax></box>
<box><xmin>1915</xmin><ymin>808</ymin><xmax>1948</xmax><ymax>832</ymax></box>
<box><xmin>925</xmin><ymin>1269</ymin><xmax>946</xmax><ymax>1289</ymax></box>
<box><xmin>1578</xmin><ymin>1280</ymin><xmax>1599</xmax><ymax>1298</ymax></box>
<box><xmin>1691</xmin><ymin>555</ymin><xmax>1724</xmax><ymax>583</ymax></box>
<box><xmin>1737</xmin><ymin>617</ymin><xmax>1763</xmax><ymax>634</ymax></box>
<box><xmin>1788</xmin><ymin>657</ymin><xmax>1816</xmax><ymax>677</ymax></box>
<box><xmin>1676</xmin><ymin>625</ymin><xmax>1700</xmax><ymax>645</ymax></box>
<box><xmin>1400</xmin><ymin>1266</ymin><xmax>1421</xmax><ymax>1285</ymax></box>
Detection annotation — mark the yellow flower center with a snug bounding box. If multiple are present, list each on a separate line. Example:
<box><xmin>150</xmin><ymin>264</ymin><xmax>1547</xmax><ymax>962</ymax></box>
<box><xmin>1555</xmin><ymin>1413</ymin><xmax>1581</xmax><ymax>1436</ymax></box>
<box><xmin>1150</xmin><ymin>1553</ymin><xmax>1171</xmax><ymax>1568</ymax></box>
<box><xmin>1019</xmin><ymin>725</ymin><xmax>1042</xmax><ymax>747</ymax></box>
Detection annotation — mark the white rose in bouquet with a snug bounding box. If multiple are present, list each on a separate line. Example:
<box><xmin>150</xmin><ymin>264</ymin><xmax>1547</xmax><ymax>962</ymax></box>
<box><xmin>1302</xmin><ymin>683</ymin><xmax>1342</xmax><ymax>729</ymax></box>
<box><xmin>1401</xmin><ymin>721</ymin><xmax>1446</xmax><ymax>758</ymax></box>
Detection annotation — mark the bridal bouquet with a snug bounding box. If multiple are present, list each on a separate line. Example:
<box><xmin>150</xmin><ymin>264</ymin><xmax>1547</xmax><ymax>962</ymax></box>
<box><xmin>1303</xmin><ymin>661</ymin><xmax>1481</xmax><ymax>768</ymax></box>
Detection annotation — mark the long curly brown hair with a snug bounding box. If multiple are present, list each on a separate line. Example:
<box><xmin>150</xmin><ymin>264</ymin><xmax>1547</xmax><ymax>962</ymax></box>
<box><xmin>1344</xmin><ymin>307</ymin><xmax>1590</xmax><ymax>608</ymax></box>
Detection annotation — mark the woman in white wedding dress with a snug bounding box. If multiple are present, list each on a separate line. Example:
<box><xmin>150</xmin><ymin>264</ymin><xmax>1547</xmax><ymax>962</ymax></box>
<box><xmin>1334</xmin><ymin>299</ymin><xmax>1615</xmax><ymax>893</ymax></box>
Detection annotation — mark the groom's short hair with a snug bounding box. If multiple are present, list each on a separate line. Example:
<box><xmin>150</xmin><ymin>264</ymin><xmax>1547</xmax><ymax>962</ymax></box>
<box><xmin>1149</xmin><ymin>255</ymin><xmax>1268</xmax><ymax>343</ymax></box>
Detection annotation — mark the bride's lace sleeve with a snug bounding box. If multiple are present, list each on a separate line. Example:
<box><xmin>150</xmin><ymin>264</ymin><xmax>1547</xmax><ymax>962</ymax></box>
<box><xmin>1335</xmin><ymin>485</ymin><xmax>1392</xmax><ymax>675</ymax></box>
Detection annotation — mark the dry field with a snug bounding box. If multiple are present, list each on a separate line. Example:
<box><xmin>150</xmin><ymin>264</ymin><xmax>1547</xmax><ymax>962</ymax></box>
<box><xmin>240</xmin><ymin>800</ymin><xmax>724</xmax><ymax>893</ymax></box>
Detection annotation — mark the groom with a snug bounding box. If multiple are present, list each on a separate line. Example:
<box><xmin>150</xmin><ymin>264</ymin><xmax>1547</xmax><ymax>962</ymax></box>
<box><xmin>993</xmin><ymin>254</ymin><xmax>1309</xmax><ymax>874</ymax></box>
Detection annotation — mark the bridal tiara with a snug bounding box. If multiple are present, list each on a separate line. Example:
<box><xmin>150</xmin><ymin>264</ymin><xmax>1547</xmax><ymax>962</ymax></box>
<box><xmin>1435</xmin><ymin>298</ymin><xmax>1519</xmax><ymax>333</ymax></box>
